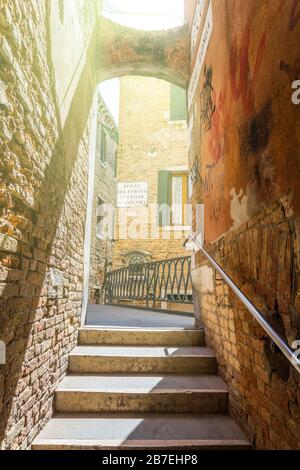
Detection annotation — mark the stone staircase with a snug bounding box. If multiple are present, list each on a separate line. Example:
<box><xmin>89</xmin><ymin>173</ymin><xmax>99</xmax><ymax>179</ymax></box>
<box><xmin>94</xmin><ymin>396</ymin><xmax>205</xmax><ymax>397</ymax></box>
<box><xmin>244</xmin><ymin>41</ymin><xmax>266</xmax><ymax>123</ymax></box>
<box><xmin>32</xmin><ymin>325</ymin><xmax>250</xmax><ymax>450</ymax></box>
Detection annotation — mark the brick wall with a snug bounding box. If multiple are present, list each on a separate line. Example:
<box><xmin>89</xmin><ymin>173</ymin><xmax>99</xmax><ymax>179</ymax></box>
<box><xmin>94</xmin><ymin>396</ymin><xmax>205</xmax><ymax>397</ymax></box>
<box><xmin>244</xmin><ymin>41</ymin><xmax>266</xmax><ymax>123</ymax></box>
<box><xmin>97</xmin><ymin>18</ymin><xmax>190</xmax><ymax>88</ymax></box>
<box><xmin>113</xmin><ymin>76</ymin><xmax>190</xmax><ymax>269</ymax></box>
<box><xmin>0</xmin><ymin>0</ymin><xmax>99</xmax><ymax>449</ymax></box>
<box><xmin>193</xmin><ymin>200</ymin><xmax>300</xmax><ymax>448</ymax></box>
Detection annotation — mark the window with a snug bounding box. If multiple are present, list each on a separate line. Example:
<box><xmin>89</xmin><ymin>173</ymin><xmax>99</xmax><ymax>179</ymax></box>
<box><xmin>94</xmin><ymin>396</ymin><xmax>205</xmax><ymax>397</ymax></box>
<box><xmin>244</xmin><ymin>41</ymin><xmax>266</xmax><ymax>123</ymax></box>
<box><xmin>157</xmin><ymin>171</ymin><xmax>190</xmax><ymax>227</ymax></box>
<box><xmin>128</xmin><ymin>254</ymin><xmax>145</xmax><ymax>276</ymax></box>
<box><xmin>100</xmin><ymin>128</ymin><xmax>107</xmax><ymax>163</ymax></box>
<box><xmin>170</xmin><ymin>84</ymin><xmax>187</xmax><ymax>121</ymax></box>
<box><xmin>124</xmin><ymin>250</ymin><xmax>151</xmax><ymax>267</ymax></box>
<box><xmin>157</xmin><ymin>170</ymin><xmax>170</xmax><ymax>226</ymax></box>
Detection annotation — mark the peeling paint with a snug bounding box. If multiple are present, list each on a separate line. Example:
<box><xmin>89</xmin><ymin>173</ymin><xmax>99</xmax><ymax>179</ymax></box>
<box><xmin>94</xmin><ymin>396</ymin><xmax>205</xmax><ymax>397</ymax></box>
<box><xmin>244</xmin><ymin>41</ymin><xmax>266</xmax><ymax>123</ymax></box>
<box><xmin>230</xmin><ymin>188</ymin><xmax>249</xmax><ymax>229</ymax></box>
<box><xmin>192</xmin><ymin>265</ymin><xmax>214</xmax><ymax>294</ymax></box>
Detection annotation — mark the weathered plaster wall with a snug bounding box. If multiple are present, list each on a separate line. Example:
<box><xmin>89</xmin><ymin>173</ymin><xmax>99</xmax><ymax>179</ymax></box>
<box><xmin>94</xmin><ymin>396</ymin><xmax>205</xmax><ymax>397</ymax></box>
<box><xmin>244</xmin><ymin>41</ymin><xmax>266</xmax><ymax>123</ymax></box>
<box><xmin>0</xmin><ymin>0</ymin><xmax>99</xmax><ymax>449</ymax></box>
<box><xmin>188</xmin><ymin>0</ymin><xmax>300</xmax><ymax>243</ymax></box>
<box><xmin>187</xmin><ymin>0</ymin><xmax>300</xmax><ymax>449</ymax></box>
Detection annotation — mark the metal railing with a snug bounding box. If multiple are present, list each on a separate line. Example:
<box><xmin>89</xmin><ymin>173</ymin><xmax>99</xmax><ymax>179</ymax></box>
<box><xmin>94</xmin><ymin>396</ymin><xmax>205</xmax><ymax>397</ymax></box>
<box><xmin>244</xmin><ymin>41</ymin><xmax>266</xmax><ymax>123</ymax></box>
<box><xmin>104</xmin><ymin>256</ymin><xmax>193</xmax><ymax>306</ymax></box>
<box><xmin>184</xmin><ymin>233</ymin><xmax>300</xmax><ymax>374</ymax></box>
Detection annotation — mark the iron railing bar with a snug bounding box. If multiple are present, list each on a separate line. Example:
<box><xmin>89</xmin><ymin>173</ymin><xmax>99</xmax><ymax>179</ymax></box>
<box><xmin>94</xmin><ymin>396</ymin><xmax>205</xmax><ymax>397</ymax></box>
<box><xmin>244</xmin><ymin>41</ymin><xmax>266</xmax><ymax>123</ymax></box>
<box><xmin>153</xmin><ymin>263</ymin><xmax>161</xmax><ymax>302</ymax></box>
<box><xmin>184</xmin><ymin>233</ymin><xmax>300</xmax><ymax>374</ymax></box>
<box><xmin>108</xmin><ymin>255</ymin><xmax>192</xmax><ymax>275</ymax></box>
<box><xmin>161</xmin><ymin>261</ymin><xmax>169</xmax><ymax>301</ymax></box>
<box><xmin>103</xmin><ymin>256</ymin><xmax>193</xmax><ymax>305</ymax></box>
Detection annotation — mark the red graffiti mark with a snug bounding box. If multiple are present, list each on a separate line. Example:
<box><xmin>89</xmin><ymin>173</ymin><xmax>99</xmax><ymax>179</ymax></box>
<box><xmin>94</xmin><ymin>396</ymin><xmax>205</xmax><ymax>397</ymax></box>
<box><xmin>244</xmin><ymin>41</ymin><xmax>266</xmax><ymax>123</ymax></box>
<box><xmin>289</xmin><ymin>0</ymin><xmax>300</xmax><ymax>31</ymax></box>
<box><xmin>230</xmin><ymin>28</ymin><xmax>266</xmax><ymax>116</ymax></box>
<box><xmin>208</xmin><ymin>90</ymin><xmax>226</xmax><ymax>164</ymax></box>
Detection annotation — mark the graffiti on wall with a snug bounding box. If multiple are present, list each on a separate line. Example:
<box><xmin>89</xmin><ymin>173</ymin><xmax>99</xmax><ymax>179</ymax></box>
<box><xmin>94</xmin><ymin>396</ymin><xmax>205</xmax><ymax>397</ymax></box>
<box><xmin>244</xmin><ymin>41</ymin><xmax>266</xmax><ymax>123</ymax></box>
<box><xmin>191</xmin><ymin>0</ymin><xmax>300</xmax><ymax>241</ymax></box>
<box><xmin>230</xmin><ymin>27</ymin><xmax>266</xmax><ymax>116</ymax></box>
<box><xmin>190</xmin><ymin>156</ymin><xmax>201</xmax><ymax>184</ymax></box>
<box><xmin>199</xmin><ymin>64</ymin><xmax>227</xmax><ymax>165</ymax></box>
<box><xmin>209</xmin><ymin>197</ymin><xmax>222</xmax><ymax>222</ymax></box>
<box><xmin>208</xmin><ymin>90</ymin><xmax>226</xmax><ymax>165</ymax></box>
<box><xmin>203</xmin><ymin>163</ymin><xmax>214</xmax><ymax>196</ymax></box>
<box><xmin>200</xmin><ymin>65</ymin><xmax>216</xmax><ymax>133</ymax></box>
<box><xmin>203</xmin><ymin>162</ymin><xmax>225</xmax><ymax>196</ymax></box>
<box><xmin>198</xmin><ymin>62</ymin><xmax>227</xmax><ymax>223</ymax></box>
<box><xmin>199</xmin><ymin>21</ymin><xmax>266</xmax><ymax>228</ymax></box>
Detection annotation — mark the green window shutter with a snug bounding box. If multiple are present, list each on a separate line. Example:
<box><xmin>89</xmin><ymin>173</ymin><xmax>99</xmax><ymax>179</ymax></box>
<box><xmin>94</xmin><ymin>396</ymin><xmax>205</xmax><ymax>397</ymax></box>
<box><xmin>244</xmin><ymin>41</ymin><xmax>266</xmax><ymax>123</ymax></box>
<box><xmin>157</xmin><ymin>170</ymin><xmax>170</xmax><ymax>226</ymax></box>
<box><xmin>170</xmin><ymin>84</ymin><xmax>187</xmax><ymax>121</ymax></box>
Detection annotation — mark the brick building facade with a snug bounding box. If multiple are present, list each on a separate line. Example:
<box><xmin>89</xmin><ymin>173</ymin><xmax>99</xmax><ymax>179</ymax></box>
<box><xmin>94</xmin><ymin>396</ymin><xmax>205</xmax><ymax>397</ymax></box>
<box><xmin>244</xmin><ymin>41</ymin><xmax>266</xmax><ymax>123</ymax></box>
<box><xmin>113</xmin><ymin>76</ymin><xmax>190</xmax><ymax>269</ymax></box>
<box><xmin>88</xmin><ymin>91</ymin><xmax>118</xmax><ymax>303</ymax></box>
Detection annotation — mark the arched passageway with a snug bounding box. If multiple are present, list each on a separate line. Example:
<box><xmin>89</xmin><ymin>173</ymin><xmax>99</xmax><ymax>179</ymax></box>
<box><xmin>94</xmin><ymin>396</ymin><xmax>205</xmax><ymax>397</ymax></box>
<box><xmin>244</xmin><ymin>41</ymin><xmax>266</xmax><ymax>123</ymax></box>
<box><xmin>95</xmin><ymin>18</ymin><xmax>190</xmax><ymax>88</ymax></box>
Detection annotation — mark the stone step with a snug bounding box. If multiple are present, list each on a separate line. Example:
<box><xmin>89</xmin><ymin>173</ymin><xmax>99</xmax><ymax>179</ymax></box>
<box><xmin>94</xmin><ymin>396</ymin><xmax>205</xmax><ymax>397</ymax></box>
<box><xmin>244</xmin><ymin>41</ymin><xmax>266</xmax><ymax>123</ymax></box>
<box><xmin>31</xmin><ymin>413</ymin><xmax>251</xmax><ymax>450</ymax></box>
<box><xmin>68</xmin><ymin>346</ymin><xmax>217</xmax><ymax>375</ymax></box>
<box><xmin>55</xmin><ymin>374</ymin><xmax>228</xmax><ymax>413</ymax></box>
<box><xmin>78</xmin><ymin>327</ymin><xmax>204</xmax><ymax>347</ymax></box>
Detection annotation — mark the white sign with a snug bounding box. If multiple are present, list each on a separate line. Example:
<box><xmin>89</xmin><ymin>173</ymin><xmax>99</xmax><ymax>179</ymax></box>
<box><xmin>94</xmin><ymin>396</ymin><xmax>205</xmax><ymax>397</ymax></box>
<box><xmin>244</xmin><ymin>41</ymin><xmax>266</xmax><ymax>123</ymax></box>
<box><xmin>117</xmin><ymin>182</ymin><xmax>148</xmax><ymax>208</ymax></box>
<box><xmin>191</xmin><ymin>0</ymin><xmax>206</xmax><ymax>56</ymax></box>
<box><xmin>188</xmin><ymin>1</ymin><xmax>213</xmax><ymax>111</ymax></box>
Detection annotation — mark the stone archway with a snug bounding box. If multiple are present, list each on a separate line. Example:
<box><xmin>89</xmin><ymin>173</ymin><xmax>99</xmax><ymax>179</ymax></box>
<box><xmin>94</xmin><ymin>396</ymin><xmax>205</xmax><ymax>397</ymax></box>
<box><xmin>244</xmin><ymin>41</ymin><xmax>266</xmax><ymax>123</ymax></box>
<box><xmin>58</xmin><ymin>16</ymin><xmax>190</xmax><ymax>328</ymax></box>
<box><xmin>95</xmin><ymin>17</ymin><xmax>190</xmax><ymax>88</ymax></box>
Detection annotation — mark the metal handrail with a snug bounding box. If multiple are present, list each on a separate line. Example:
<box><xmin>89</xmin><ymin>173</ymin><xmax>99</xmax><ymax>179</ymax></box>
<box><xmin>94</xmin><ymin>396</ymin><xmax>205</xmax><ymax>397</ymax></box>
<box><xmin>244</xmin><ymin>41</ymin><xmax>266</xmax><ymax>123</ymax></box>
<box><xmin>184</xmin><ymin>233</ymin><xmax>300</xmax><ymax>374</ymax></box>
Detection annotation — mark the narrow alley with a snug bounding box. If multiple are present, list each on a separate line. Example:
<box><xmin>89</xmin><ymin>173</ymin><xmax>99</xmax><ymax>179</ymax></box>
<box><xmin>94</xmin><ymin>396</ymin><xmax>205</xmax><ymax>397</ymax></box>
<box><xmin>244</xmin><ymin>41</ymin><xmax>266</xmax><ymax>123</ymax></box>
<box><xmin>0</xmin><ymin>0</ymin><xmax>300</xmax><ymax>455</ymax></box>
